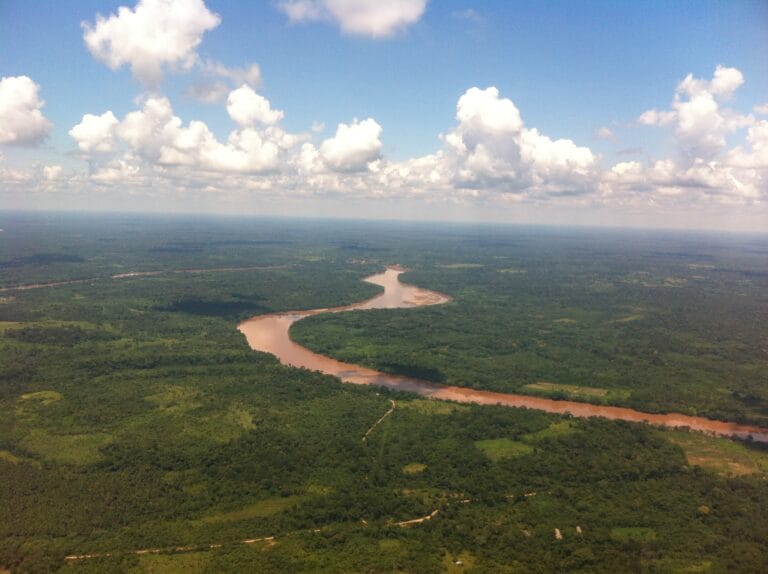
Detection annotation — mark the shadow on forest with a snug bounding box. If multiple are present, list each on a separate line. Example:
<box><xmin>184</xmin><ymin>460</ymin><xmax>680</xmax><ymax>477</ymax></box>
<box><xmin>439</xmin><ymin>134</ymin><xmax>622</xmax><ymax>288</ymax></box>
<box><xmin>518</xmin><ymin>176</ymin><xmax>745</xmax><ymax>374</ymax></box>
<box><xmin>160</xmin><ymin>296</ymin><xmax>268</xmax><ymax>319</ymax></box>
<box><xmin>377</xmin><ymin>362</ymin><xmax>446</xmax><ymax>383</ymax></box>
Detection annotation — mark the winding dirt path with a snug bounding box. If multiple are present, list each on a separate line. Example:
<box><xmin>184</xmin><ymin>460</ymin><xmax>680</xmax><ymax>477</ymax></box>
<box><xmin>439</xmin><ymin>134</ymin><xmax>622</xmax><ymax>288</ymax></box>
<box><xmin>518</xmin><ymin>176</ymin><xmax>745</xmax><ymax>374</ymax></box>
<box><xmin>64</xmin><ymin>536</ymin><xmax>275</xmax><ymax>561</ymax></box>
<box><xmin>363</xmin><ymin>399</ymin><xmax>396</xmax><ymax>441</ymax></box>
<box><xmin>238</xmin><ymin>267</ymin><xmax>768</xmax><ymax>443</ymax></box>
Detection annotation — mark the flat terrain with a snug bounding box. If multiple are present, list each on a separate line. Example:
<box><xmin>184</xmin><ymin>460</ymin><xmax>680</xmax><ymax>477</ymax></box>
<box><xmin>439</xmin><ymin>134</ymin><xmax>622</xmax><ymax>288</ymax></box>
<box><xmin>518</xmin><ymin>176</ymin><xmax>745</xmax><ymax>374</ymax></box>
<box><xmin>294</xmin><ymin>227</ymin><xmax>768</xmax><ymax>425</ymax></box>
<box><xmin>1</xmin><ymin>213</ymin><xmax>767</xmax><ymax>572</ymax></box>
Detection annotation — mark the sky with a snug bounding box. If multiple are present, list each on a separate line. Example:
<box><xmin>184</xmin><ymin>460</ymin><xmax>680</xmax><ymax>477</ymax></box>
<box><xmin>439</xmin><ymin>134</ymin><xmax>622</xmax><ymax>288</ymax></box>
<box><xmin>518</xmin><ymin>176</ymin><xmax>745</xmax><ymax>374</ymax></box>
<box><xmin>1</xmin><ymin>0</ymin><xmax>767</xmax><ymax>231</ymax></box>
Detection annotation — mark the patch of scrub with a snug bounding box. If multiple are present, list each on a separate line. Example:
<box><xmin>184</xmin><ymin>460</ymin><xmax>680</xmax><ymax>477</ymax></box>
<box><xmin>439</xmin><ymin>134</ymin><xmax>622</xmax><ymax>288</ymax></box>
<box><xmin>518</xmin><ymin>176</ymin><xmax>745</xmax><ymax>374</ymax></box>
<box><xmin>378</xmin><ymin>539</ymin><xmax>403</xmax><ymax>551</ymax></box>
<box><xmin>611</xmin><ymin>527</ymin><xmax>657</xmax><ymax>542</ymax></box>
<box><xmin>136</xmin><ymin>551</ymin><xmax>210</xmax><ymax>573</ymax></box>
<box><xmin>305</xmin><ymin>484</ymin><xmax>333</xmax><ymax>496</ymax></box>
<box><xmin>652</xmin><ymin>559</ymin><xmax>713</xmax><ymax>573</ymax></box>
<box><xmin>442</xmin><ymin>551</ymin><xmax>476</xmax><ymax>572</ymax></box>
<box><xmin>526</xmin><ymin>381</ymin><xmax>608</xmax><ymax>397</ymax></box>
<box><xmin>402</xmin><ymin>463</ymin><xmax>427</xmax><ymax>475</ymax></box>
<box><xmin>228</xmin><ymin>404</ymin><xmax>255</xmax><ymax>430</ymax></box>
<box><xmin>522</xmin><ymin>421</ymin><xmax>577</xmax><ymax>443</ymax></box>
<box><xmin>612</xmin><ymin>311</ymin><xmax>645</xmax><ymax>323</ymax></box>
<box><xmin>0</xmin><ymin>320</ymin><xmax>20</xmax><ymax>330</ymax></box>
<box><xmin>439</xmin><ymin>263</ymin><xmax>483</xmax><ymax>269</ymax></box>
<box><xmin>399</xmin><ymin>400</ymin><xmax>467</xmax><ymax>415</ymax></box>
<box><xmin>553</xmin><ymin>318</ymin><xmax>577</xmax><ymax>324</ymax></box>
<box><xmin>524</xmin><ymin>382</ymin><xmax>630</xmax><ymax>402</ymax></box>
<box><xmin>0</xmin><ymin>450</ymin><xmax>23</xmax><ymax>464</ymax></box>
<box><xmin>662</xmin><ymin>430</ymin><xmax>768</xmax><ymax>477</ymax></box>
<box><xmin>146</xmin><ymin>385</ymin><xmax>203</xmax><ymax>413</ymax></box>
<box><xmin>664</xmin><ymin>276</ymin><xmax>687</xmax><ymax>287</ymax></box>
<box><xmin>197</xmin><ymin>496</ymin><xmax>303</xmax><ymax>524</ymax></box>
<box><xmin>624</xmin><ymin>273</ymin><xmax>687</xmax><ymax>288</ymax></box>
<box><xmin>475</xmin><ymin>438</ymin><xmax>533</xmax><ymax>462</ymax></box>
<box><xmin>19</xmin><ymin>390</ymin><xmax>63</xmax><ymax>405</ymax></box>
<box><xmin>20</xmin><ymin>430</ymin><xmax>112</xmax><ymax>465</ymax></box>
<box><xmin>0</xmin><ymin>450</ymin><xmax>40</xmax><ymax>467</ymax></box>
<box><xmin>162</xmin><ymin>469</ymin><xmax>208</xmax><ymax>496</ymax></box>
<box><xmin>186</xmin><ymin>405</ymin><xmax>255</xmax><ymax>443</ymax></box>
<box><xmin>688</xmin><ymin>263</ymin><xmax>715</xmax><ymax>270</ymax></box>
<box><xmin>498</xmin><ymin>268</ymin><xmax>527</xmax><ymax>274</ymax></box>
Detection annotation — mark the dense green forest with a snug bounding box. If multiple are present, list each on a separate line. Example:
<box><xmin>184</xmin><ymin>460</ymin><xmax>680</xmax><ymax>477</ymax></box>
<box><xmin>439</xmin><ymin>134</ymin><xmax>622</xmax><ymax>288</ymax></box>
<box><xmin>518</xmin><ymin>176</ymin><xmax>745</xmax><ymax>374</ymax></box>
<box><xmin>293</xmin><ymin>228</ymin><xmax>768</xmax><ymax>425</ymax></box>
<box><xmin>1</xmin><ymin>212</ymin><xmax>768</xmax><ymax>572</ymax></box>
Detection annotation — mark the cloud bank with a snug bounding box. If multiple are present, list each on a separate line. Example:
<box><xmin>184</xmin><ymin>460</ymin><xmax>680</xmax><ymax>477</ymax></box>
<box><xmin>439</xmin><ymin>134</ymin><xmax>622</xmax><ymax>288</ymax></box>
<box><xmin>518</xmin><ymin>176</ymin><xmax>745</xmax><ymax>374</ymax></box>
<box><xmin>57</xmin><ymin>64</ymin><xmax>765</xmax><ymax>215</ymax></box>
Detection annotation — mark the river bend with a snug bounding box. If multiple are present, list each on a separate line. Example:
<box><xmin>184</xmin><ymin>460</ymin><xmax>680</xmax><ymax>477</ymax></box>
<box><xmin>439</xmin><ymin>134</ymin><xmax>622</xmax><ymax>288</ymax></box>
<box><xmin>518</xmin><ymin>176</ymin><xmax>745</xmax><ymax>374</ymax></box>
<box><xmin>238</xmin><ymin>267</ymin><xmax>768</xmax><ymax>442</ymax></box>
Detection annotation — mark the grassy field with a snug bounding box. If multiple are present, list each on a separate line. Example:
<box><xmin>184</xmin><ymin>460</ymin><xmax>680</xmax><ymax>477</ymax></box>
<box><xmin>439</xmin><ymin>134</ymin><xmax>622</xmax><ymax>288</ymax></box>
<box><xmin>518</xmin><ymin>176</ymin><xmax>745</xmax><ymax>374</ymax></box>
<box><xmin>661</xmin><ymin>430</ymin><xmax>768</xmax><ymax>477</ymax></box>
<box><xmin>523</xmin><ymin>381</ymin><xmax>632</xmax><ymax>403</ymax></box>
<box><xmin>474</xmin><ymin>438</ymin><xmax>534</xmax><ymax>461</ymax></box>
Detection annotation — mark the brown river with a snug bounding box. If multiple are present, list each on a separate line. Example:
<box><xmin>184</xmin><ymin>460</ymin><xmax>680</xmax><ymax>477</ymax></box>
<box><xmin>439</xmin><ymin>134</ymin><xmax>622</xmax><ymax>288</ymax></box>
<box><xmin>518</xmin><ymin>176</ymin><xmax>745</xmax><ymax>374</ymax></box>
<box><xmin>238</xmin><ymin>267</ymin><xmax>768</xmax><ymax>442</ymax></box>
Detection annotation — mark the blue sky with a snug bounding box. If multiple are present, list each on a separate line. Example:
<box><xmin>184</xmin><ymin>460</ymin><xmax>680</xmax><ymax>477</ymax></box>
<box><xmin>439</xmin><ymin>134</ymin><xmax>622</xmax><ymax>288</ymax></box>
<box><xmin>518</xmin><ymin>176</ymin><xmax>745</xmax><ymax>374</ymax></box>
<box><xmin>1</xmin><ymin>1</ymin><xmax>767</xmax><ymax>230</ymax></box>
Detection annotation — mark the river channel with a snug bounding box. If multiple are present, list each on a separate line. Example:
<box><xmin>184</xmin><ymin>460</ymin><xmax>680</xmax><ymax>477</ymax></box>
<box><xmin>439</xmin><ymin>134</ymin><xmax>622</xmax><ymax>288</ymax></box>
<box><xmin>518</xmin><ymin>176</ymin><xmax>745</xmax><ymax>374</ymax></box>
<box><xmin>238</xmin><ymin>267</ymin><xmax>768</xmax><ymax>442</ymax></box>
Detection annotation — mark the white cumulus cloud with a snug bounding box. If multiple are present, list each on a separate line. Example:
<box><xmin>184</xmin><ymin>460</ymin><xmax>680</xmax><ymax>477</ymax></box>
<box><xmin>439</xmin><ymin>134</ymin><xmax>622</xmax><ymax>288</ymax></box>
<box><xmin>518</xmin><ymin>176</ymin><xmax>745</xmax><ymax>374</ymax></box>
<box><xmin>227</xmin><ymin>85</ymin><xmax>285</xmax><ymax>127</ymax></box>
<box><xmin>319</xmin><ymin>118</ymin><xmax>383</xmax><ymax>171</ymax></box>
<box><xmin>278</xmin><ymin>0</ymin><xmax>427</xmax><ymax>38</ymax></box>
<box><xmin>438</xmin><ymin>86</ymin><xmax>597</xmax><ymax>195</ymax></box>
<box><xmin>82</xmin><ymin>0</ymin><xmax>221</xmax><ymax>86</ymax></box>
<box><xmin>638</xmin><ymin>65</ymin><xmax>750</xmax><ymax>159</ymax></box>
<box><xmin>69</xmin><ymin>111</ymin><xmax>120</xmax><ymax>153</ymax></box>
<box><xmin>70</xmin><ymin>92</ymin><xmax>301</xmax><ymax>182</ymax></box>
<box><xmin>0</xmin><ymin>76</ymin><xmax>52</xmax><ymax>145</ymax></box>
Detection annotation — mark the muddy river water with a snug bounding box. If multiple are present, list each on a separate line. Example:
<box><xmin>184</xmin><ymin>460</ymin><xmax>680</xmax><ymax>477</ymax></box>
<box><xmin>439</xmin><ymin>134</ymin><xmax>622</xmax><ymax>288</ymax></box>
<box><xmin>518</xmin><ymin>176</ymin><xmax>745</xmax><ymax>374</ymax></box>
<box><xmin>238</xmin><ymin>267</ymin><xmax>768</xmax><ymax>442</ymax></box>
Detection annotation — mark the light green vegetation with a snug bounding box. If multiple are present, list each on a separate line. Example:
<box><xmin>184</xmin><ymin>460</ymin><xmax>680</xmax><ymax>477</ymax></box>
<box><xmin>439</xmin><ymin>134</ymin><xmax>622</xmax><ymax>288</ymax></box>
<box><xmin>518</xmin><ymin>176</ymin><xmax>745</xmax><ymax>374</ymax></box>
<box><xmin>521</xmin><ymin>420</ymin><xmax>578</xmax><ymax>443</ymax></box>
<box><xmin>19</xmin><ymin>390</ymin><xmax>62</xmax><ymax>405</ymax></box>
<box><xmin>688</xmin><ymin>263</ymin><xmax>716</xmax><ymax>270</ymax></box>
<box><xmin>0</xmin><ymin>451</ymin><xmax>27</xmax><ymax>465</ymax></box>
<box><xmin>442</xmin><ymin>550</ymin><xmax>476</xmax><ymax>572</ymax></box>
<box><xmin>475</xmin><ymin>438</ymin><xmax>534</xmax><ymax>461</ymax></box>
<box><xmin>20</xmin><ymin>430</ymin><xmax>113</xmax><ymax>465</ymax></box>
<box><xmin>662</xmin><ymin>430</ymin><xmax>768</xmax><ymax>477</ymax></box>
<box><xmin>524</xmin><ymin>381</ymin><xmax>632</xmax><ymax>402</ymax></box>
<box><xmin>402</xmin><ymin>463</ymin><xmax>427</xmax><ymax>475</ymax></box>
<box><xmin>526</xmin><ymin>381</ymin><xmax>606</xmax><ymax>397</ymax></box>
<box><xmin>611</xmin><ymin>527</ymin><xmax>658</xmax><ymax>542</ymax></box>
<box><xmin>145</xmin><ymin>386</ymin><xmax>203</xmax><ymax>412</ymax></box>
<box><xmin>133</xmin><ymin>552</ymin><xmax>211</xmax><ymax>574</ymax></box>
<box><xmin>398</xmin><ymin>399</ymin><xmax>468</xmax><ymax>415</ymax></box>
<box><xmin>438</xmin><ymin>263</ymin><xmax>483</xmax><ymax>269</ymax></box>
